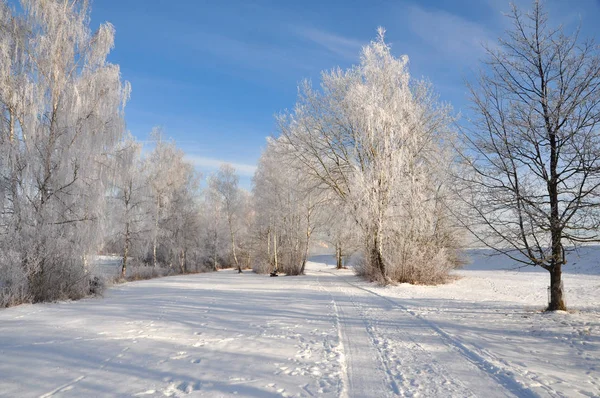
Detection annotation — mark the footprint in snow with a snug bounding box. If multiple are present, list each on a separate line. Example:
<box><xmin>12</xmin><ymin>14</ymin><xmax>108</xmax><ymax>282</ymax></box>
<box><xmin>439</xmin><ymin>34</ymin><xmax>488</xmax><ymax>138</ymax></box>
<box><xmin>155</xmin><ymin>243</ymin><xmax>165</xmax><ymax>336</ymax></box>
<box><xmin>170</xmin><ymin>351</ymin><xmax>189</xmax><ymax>360</ymax></box>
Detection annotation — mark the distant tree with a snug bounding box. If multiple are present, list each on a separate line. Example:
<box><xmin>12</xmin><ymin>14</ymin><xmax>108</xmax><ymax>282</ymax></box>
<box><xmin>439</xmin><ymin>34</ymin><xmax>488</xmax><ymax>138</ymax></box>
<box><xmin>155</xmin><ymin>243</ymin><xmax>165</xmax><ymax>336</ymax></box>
<box><xmin>110</xmin><ymin>136</ymin><xmax>148</xmax><ymax>279</ymax></box>
<box><xmin>458</xmin><ymin>1</ymin><xmax>600</xmax><ymax>311</ymax></box>
<box><xmin>201</xmin><ymin>184</ymin><xmax>227</xmax><ymax>271</ymax></box>
<box><xmin>209</xmin><ymin>164</ymin><xmax>243</xmax><ymax>273</ymax></box>
<box><xmin>145</xmin><ymin>129</ymin><xmax>195</xmax><ymax>269</ymax></box>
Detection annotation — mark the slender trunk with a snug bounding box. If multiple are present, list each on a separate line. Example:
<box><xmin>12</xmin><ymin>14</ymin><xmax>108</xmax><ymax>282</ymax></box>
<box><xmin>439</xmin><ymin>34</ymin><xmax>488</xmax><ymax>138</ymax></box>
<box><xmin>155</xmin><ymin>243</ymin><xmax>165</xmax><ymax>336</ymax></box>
<box><xmin>122</xmin><ymin>220</ymin><xmax>130</xmax><ymax>279</ymax></box>
<box><xmin>336</xmin><ymin>243</ymin><xmax>343</xmax><ymax>269</ymax></box>
<box><xmin>273</xmin><ymin>230</ymin><xmax>279</xmax><ymax>273</ymax></box>
<box><xmin>179</xmin><ymin>249</ymin><xmax>186</xmax><ymax>274</ymax></box>
<box><xmin>228</xmin><ymin>215</ymin><xmax>241</xmax><ymax>273</ymax></box>
<box><xmin>300</xmin><ymin>228</ymin><xmax>311</xmax><ymax>275</ymax></box>
<box><xmin>153</xmin><ymin>197</ymin><xmax>160</xmax><ymax>268</ymax></box>
<box><xmin>212</xmin><ymin>224</ymin><xmax>218</xmax><ymax>271</ymax></box>
<box><xmin>267</xmin><ymin>228</ymin><xmax>271</xmax><ymax>268</ymax></box>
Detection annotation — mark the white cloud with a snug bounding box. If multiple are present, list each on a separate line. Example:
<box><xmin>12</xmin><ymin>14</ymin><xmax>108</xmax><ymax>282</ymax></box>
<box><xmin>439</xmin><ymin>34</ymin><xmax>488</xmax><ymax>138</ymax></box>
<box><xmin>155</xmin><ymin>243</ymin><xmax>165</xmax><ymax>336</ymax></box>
<box><xmin>185</xmin><ymin>155</ymin><xmax>257</xmax><ymax>177</ymax></box>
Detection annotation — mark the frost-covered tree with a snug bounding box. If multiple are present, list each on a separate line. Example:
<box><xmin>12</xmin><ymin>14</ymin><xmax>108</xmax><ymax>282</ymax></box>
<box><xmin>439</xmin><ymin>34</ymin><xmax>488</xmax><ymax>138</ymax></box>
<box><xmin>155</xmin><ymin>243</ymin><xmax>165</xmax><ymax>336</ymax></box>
<box><xmin>0</xmin><ymin>0</ymin><xmax>129</xmax><ymax>303</ymax></box>
<box><xmin>458</xmin><ymin>1</ymin><xmax>600</xmax><ymax>311</ymax></box>
<box><xmin>161</xmin><ymin>161</ymin><xmax>201</xmax><ymax>274</ymax></box>
<box><xmin>144</xmin><ymin>129</ymin><xmax>198</xmax><ymax>270</ymax></box>
<box><xmin>279</xmin><ymin>29</ymin><xmax>461</xmax><ymax>283</ymax></box>
<box><xmin>208</xmin><ymin>164</ymin><xmax>244</xmax><ymax>273</ymax></box>
<box><xmin>200</xmin><ymin>183</ymin><xmax>228</xmax><ymax>271</ymax></box>
<box><xmin>323</xmin><ymin>209</ymin><xmax>360</xmax><ymax>270</ymax></box>
<box><xmin>108</xmin><ymin>136</ymin><xmax>149</xmax><ymax>279</ymax></box>
<box><xmin>252</xmin><ymin>137</ymin><xmax>329</xmax><ymax>275</ymax></box>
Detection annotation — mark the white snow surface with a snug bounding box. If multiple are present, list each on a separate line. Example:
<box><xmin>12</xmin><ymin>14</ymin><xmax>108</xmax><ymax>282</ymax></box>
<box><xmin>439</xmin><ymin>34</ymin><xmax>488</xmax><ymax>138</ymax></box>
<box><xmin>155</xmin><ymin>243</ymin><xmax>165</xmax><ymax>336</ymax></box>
<box><xmin>0</xmin><ymin>249</ymin><xmax>599</xmax><ymax>397</ymax></box>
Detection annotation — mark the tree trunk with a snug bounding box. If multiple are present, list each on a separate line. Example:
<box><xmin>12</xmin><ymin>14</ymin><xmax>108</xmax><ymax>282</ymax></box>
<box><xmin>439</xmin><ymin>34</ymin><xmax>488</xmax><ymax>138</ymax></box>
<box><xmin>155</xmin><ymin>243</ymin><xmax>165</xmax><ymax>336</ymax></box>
<box><xmin>179</xmin><ymin>249</ymin><xmax>186</xmax><ymax>274</ymax></box>
<box><xmin>371</xmin><ymin>234</ymin><xmax>386</xmax><ymax>282</ymax></box>
<box><xmin>548</xmin><ymin>264</ymin><xmax>566</xmax><ymax>311</ymax></box>
<box><xmin>228</xmin><ymin>215</ymin><xmax>241</xmax><ymax>273</ymax></box>
<box><xmin>212</xmin><ymin>229</ymin><xmax>218</xmax><ymax>271</ymax></box>
<box><xmin>300</xmin><ymin>227</ymin><xmax>311</xmax><ymax>275</ymax></box>
<box><xmin>267</xmin><ymin>228</ymin><xmax>271</xmax><ymax>269</ymax></box>
<box><xmin>121</xmin><ymin>221</ymin><xmax>130</xmax><ymax>279</ymax></box>
<box><xmin>336</xmin><ymin>243</ymin><xmax>343</xmax><ymax>269</ymax></box>
<box><xmin>273</xmin><ymin>230</ymin><xmax>279</xmax><ymax>273</ymax></box>
<box><xmin>9</xmin><ymin>106</ymin><xmax>15</xmax><ymax>143</ymax></box>
<box><xmin>153</xmin><ymin>197</ymin><xmax>160</xmax><ymax>268</ymax></box>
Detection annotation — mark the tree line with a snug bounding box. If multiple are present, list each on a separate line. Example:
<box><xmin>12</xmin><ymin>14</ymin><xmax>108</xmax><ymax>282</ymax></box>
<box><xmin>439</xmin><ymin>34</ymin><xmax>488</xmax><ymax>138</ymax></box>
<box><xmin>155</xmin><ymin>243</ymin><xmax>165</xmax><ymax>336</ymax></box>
<box><xmin>2</xmin><ymin>0</ymin><xmax>600</xmax><ymax>312</ymax></box>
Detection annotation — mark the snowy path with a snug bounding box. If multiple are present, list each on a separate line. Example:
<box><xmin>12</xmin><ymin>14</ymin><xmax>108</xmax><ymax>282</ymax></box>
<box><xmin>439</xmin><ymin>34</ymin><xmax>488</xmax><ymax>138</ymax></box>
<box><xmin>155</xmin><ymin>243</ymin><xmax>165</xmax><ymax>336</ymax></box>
<box><xmin>1</xmin><ymin>259</ymin><xmax>599</xmax><ymax>397</ymax></box>
<box><xmin>317</xmin><ymin>270</ymin><xmax>519</xmax><ymax>398</ymax></box>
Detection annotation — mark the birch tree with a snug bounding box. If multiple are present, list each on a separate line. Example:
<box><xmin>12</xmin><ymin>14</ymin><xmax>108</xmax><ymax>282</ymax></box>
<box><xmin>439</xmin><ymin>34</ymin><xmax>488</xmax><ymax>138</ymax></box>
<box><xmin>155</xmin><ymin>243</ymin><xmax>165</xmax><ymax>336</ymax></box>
<box><xmin>145</xmin><ymin>129</ymin><xmax>195</xmax><ymax>269</ymax></box>
<box><xmin>0</xmin><ymin>0</ymin><xmax>129</xmax><ymax>302</ymax></box>
<box><xmin>458</xmin><ymin>1</ymin><xmax>600</xmax><ymax>311</ymax></box>
<box><xmin>209</xmin><ymin>164</ymin><xmax>243</xmax><ymax>273</ymax></box>
<box><xmin>252</xmin><ymin>137</ymin><xmax>329</xmax><ymax>275</ymax></box>
<box><xmin>109</xmin><ymin>136</ymin><xmax>148</xmax><ymax>279</ymax></box>
<box><xmin>201</xmin><ymin>183</ymin><xmax>227</xmax><ymax>271</ymax></box>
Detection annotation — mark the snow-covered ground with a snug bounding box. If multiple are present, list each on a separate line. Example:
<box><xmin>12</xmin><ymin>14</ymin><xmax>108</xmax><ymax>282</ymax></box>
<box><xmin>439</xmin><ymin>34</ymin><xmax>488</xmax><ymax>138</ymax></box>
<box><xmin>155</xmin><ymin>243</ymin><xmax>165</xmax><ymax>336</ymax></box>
<box><xmin>0</xmin><ymin>249</ymin><xmax>598</xmax><ymax>397</ymax></box>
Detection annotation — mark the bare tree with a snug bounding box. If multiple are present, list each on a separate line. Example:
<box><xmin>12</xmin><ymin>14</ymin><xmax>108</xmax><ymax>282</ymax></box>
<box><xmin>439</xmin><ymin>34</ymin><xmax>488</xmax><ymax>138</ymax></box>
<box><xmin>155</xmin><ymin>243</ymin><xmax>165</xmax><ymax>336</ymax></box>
<box><xmin>458</xmin><ymin>1</ymin><xmax>600</xmax><ymax>311</ymax></box>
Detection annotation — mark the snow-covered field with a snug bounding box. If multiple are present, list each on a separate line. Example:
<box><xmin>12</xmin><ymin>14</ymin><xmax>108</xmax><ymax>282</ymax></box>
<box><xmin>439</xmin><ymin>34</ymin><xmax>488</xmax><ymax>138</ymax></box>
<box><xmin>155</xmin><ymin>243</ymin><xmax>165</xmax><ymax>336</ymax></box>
<box><xmin>0</xmin><ymin>250</ymin><xmax>598</xmax><ymax>397</ymax></box>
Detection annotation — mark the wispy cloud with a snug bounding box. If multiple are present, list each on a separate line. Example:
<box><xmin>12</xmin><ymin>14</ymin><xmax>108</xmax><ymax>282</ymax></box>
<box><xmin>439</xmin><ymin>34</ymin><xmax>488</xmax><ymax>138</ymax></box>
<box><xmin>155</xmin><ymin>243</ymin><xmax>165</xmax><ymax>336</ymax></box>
<box><xmin>406</xmin><ymin>5</ymin><xmax>495</xmax><ymax>65</ymax></box>
<box><xmin>293</xmin><ymin>27</ymin><xmax>365</xmax><ymax>61</ymax></box>
<box><xmin>185</xmin><ymin>155</ymin><xmax>257</xmax><ymax>177</ymax></box>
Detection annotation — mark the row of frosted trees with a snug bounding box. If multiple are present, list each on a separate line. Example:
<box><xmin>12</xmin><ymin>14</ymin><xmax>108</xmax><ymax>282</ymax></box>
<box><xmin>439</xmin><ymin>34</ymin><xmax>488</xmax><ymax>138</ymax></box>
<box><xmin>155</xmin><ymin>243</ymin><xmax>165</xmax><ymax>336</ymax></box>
<box><xmin>4</xmin><ymin>0</ymin><xmax>598</xmax><ymax>312</ymax></box>
<box><xmin>0</xmin><ymin>0</ymin><xmax>467</xmax><ymax>308</ymax></box>
<box><xmin>0</xmin><ymin>0</ymin><xmax>249</xmax><ymax>306</ymax></box>
<box><xmin>249</xmin><ymin>30</ymin><xmax>464</xmax><ymax>282</ymax></box>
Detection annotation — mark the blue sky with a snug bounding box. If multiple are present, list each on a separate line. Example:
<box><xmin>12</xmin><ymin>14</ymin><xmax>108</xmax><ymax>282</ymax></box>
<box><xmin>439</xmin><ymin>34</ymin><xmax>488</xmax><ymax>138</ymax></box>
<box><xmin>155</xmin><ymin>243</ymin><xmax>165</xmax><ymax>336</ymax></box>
<box><xmin>87</xmin><ymin>0</ymin><xmax>600</xmax><ymax>188</ymax></box>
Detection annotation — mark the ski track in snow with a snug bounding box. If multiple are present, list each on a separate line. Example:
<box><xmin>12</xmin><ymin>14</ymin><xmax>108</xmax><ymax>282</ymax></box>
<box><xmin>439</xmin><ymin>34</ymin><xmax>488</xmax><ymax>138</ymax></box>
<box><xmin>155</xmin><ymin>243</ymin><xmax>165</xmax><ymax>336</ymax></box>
<box><xmin>0</xmin><ymin>254</ymin><xmax>598</xmax><ymax>397</ymax></box>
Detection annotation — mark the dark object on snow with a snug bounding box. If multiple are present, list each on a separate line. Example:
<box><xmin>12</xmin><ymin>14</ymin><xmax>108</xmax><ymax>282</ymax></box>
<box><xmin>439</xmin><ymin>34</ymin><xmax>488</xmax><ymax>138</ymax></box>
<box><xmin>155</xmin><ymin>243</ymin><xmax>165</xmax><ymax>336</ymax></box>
<box><xmin>88</xmin><ymin>275</ymin><xmax>105</xmax><ymax>296</ymax></box>
<box><xmin>270</xmin><ymin>271</ymin><xmax>278</xmax><ymax>277</ymax></box>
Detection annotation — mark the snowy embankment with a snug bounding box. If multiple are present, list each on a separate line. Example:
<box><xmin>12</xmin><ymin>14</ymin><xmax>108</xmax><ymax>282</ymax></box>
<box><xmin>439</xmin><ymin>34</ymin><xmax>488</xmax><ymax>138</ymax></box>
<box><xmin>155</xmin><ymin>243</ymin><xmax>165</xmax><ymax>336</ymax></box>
<box><xmin>0</xmin><ymin>249</ymin><xmax>598</xmax><ymax>397</ymax></box>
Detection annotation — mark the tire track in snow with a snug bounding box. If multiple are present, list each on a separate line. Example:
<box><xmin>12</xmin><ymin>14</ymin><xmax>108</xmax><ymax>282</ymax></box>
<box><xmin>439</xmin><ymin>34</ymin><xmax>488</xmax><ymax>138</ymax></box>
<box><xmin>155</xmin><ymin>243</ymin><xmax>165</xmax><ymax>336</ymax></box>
<box><xmin>320</xmin><ymin>269</ymin><xmax>541</xmax><ymax>398</ymax></box>
<box><xmin>341</xmin><ymin>285</ymin><xmax>479</xmax><ymax>397</ymax></box>
<box><xmin>314</xmin><ymin>272</ymin><xmax>399</xmax><ymax>397</ymax></box>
